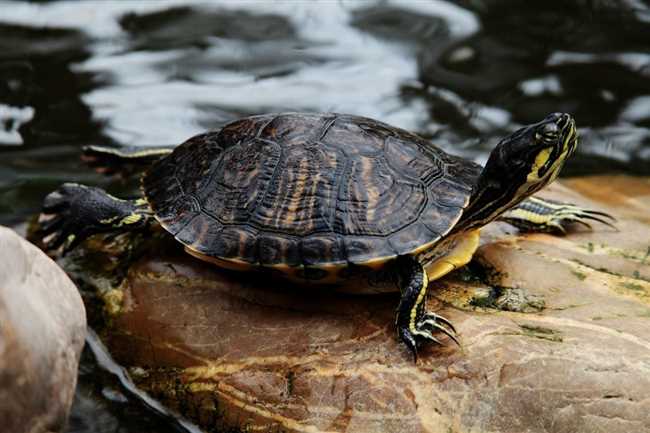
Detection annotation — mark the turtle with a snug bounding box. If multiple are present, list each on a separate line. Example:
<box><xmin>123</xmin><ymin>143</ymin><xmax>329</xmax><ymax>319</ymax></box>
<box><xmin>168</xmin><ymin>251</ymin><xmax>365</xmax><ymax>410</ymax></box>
<box><xmin>39</xmin><ymin>112</ymin><xmax>615</xmax><ymax>360</ymax></box>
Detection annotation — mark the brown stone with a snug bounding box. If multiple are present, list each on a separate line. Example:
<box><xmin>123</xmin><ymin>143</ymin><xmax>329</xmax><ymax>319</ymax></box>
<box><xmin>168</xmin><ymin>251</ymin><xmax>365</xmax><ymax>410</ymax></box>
<box><xmin>90</xmin><ymin>176</ymin><xmax>650</xmax><ymax>433</ymax></box>
<box><xmin>0</xmin><ymin>226</ymin><xmax>86</xmax><ymax>433</ymax></box>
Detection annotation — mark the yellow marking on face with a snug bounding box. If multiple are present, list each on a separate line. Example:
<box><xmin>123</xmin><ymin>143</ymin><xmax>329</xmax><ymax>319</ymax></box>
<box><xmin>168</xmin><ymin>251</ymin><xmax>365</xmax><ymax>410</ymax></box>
<box><xmin>563</xmin><ymin>121</ymin><xmax>576</xmax><ymax>152</ymax></box>
<box><xmin>547</xmin><ymin>122</ymin><xmax>576</xmax><ymax>183</ymax></box>
<box><xmin>527</xmin><ymin>146</ymin><xmax>552</xmax><ymax>182</ymax></box>
<box><xmin>66</xmin><ymin>234</ymin><xmax>76</xmax><ymax>245</ymax></box>
<box><xmin>526</xmin><ymin>120</ymin><xmax>577</xmax><ymax>186</ymax></box>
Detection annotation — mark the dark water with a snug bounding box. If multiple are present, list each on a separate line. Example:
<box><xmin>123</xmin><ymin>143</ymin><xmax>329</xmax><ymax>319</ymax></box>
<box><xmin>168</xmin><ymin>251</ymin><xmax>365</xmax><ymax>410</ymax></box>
<box><xmin>0</xmin><ymin>1</ymin><xmax>649</xmax><ymax>431</ymax></box>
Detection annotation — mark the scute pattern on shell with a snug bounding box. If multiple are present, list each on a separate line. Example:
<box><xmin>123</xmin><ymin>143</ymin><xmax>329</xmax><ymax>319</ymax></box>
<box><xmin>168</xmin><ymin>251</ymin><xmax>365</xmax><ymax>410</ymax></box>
<box><xmin>143</xmin><ymin>113</ymin><xmax>482</xmax><ymax>266</ymax></box>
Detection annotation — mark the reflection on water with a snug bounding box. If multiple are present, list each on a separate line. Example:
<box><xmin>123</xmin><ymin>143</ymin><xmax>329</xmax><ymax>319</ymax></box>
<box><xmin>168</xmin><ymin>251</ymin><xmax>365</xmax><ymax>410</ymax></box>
<box><xmin>416</xmin><ymin>0</ymin><xmax>650</xmax><ymax>173</ymax></box>
<box><xmin>0</xmin><ymin>0</ymin><xmax>648</xmax><ymax>431</ymax></box>
<box><xmin>1</xmin><ymin>0</ymin><xmax>649</xmax><ymax>226</ymax></box>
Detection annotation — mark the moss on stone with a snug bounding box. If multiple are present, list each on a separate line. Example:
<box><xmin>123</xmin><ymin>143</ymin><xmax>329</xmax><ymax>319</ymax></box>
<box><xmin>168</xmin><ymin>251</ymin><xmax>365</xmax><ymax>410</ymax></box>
<box><xmin>571</xmin><ymin>270</ymin><xmax>587</xmax><ymax>281</ymax></box>
<box><xmin>518</xmin><ymin>324</ymin><xmax>563</xmax><ymax>342</ymax></box>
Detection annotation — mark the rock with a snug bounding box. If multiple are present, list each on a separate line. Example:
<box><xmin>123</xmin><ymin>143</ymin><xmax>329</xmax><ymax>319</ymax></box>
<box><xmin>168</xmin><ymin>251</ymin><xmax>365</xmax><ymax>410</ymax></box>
<box><xmin>73</xmin><ymin>177</ymin><xmax>650</xmax><ymax>433</ymax></box>
<box><xmin>0</xmin><ymin>226</ymin><xmax>86</xmax><ymax>433</ymax></box>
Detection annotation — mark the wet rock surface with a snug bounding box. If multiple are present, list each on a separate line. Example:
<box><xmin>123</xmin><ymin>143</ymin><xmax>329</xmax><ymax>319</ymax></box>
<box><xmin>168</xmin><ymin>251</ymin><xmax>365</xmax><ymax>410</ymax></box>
<box><xmin>0</xmin><ymin>226</ymin><xmax>86</xmax><ymax>433</ymax></box>
<box><xmin>68</xmin><ymin>177</ymin><xmax>650</xmax><ymax>433</ymax></box>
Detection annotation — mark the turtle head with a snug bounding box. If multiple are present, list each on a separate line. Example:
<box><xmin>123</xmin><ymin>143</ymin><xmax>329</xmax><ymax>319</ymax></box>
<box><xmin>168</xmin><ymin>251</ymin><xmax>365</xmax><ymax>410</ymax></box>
<box><xmin>461</xmin><ymin>113</ymin><xmax>577</xmax><ymax>229</ymax></box>
<box><xmin>490</xmin><ymin>112</ymin><xmax>577</xmax><ymax>187</ymax></box>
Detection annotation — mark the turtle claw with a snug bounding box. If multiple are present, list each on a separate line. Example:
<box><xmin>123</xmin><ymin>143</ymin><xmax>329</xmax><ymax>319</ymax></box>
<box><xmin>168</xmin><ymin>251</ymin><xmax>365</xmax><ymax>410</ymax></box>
<box><xmin>582</xmin><ymin>208</ymin><xmax>617</xmax><ymax>221</ymax></box>
<box><xmin>559</xmin><ymin>211</ymin><xmax>617</xmax><ymax>233</ymax></box>
<box><xmin>571</xmin><ymin>218</ymin><xmax>592</xmax><ymax>231</ymax></box>
<box><xmin>552</xmin><ymin>203</ymin><xmax>617</xmax><ymax>231</ymax></box>
<box><xmin>412</xmin><ymin>328</ymin><xmax>443</xmax><ymax>346</ymax></box>
<box><xmin>547</xmin><ymin>220</ymin><xmax>567</xmax><ymax>234</ymax></box>
<box><xmin>419</xmin><ymin>316</ymin><xmax>461</xmax><ymax>347</ymax></box>
<box><xmin>398</xmin><ymin>328</ymin><xmax>419</xmax><ymax>363</ymax></box>
<box><xmin>421</xmin><ymin>311</ymin><xmax>457</xmax><ymax>333</ymax></box>
<box><xmin>37</xmin><ymin>213</ymin><xmax>63</xmax><ymax>234</ymax></box>
<box><xmin>578</xmin><ymin>212</ymin><xmax>618</xmax><ymax>231</ymax></box>
<box><xmin>398</xmin><ymin>312</ymin><xmax>460</xmax><ymax>362</ymax></box>
<box><xmin>42</xmin><ymin>229</ymin><xmax>80</xmax><ymax>255</ymax></box>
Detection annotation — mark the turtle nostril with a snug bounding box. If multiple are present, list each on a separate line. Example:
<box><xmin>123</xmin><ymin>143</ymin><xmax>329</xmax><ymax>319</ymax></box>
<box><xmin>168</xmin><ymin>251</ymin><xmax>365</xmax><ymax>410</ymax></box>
<box><xmin>544</xmin><ymin>112</ymin><xmax>565</xmax><ymax>126</ymax></box>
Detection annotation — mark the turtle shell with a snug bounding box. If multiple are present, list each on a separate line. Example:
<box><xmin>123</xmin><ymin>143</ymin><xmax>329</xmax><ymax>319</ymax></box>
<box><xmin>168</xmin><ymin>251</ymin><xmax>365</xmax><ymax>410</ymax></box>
<box><xmin>143</xmin><ymin>113</ymin><xmax>482</xmax><ymax>274</ymax></box>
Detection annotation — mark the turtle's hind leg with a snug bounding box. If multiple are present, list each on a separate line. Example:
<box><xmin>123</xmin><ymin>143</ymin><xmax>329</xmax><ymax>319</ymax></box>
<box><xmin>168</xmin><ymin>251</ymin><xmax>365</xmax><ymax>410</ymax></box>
<box><xmin>39</xmin><ymin>183</ymin><xmax>152</xmax><ymax>254</ymax></box>
<box><xmin>500</xmin><ymin>196</ymin><xmax>616</xmax><ymax>234</ymax></box>
<box><xmin>82</xmin><ymin>145</ymin><xmax>174</xmax><ymax>176</ymax></box>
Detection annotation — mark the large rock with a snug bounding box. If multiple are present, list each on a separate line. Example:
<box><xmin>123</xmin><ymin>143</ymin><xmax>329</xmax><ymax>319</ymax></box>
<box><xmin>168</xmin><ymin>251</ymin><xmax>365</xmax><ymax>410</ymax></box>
<box><xmin>78</xmin><ymin>177</ymin><xmax>650</xmax><ymax>433</ymax></box>
<box><xmin>0</xmin><ymin>226</ymin><xmax>86</xmax><ymax>433</ymax></box>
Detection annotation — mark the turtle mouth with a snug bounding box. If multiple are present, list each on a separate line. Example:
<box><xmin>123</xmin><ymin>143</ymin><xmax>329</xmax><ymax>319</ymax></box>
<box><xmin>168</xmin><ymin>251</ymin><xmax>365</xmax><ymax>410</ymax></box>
<box><xmin>564</xmin><ymin>117</ymin><xmax>578</xmax><ymax>157</ymax></box>
<box><xmin>550</xmin><ymin>112</ymin><xmax>576</xmax><ymax>155</ymax></box>
<box><xmin>555</xmin><ymin>112</ymin><xmax>571</xmax><ymax>130</ymax></box>
<box><xmin>554</xmin><ymin>113</ymin><xmax>577</xmax><ymax>155</ymax></box>
<box><xmin>541</xmin><ymin>113</ymin><xmax>577</xmax><ymax>183</ymax></box>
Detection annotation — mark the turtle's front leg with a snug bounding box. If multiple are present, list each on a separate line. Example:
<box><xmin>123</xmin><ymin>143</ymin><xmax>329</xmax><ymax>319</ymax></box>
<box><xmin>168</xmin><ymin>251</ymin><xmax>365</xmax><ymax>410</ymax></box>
<box><xmin>499</xmin><ymin>196</ymin><xmax>616</xmax><ymax>234</ymax></box>
<box><xmin>394</xmin><ymin>255</ymin><xmax>459</xmax><ymax>362</ymax></box>
<box><xmin>39</xmin><ymin>183</ymin><xmax>152</xmax><ymax>254</ymax></box>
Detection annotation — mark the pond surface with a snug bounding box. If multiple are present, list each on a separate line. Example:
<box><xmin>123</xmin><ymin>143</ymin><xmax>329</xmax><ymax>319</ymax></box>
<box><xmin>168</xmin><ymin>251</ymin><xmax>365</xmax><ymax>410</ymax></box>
<box><xmin>0</xmin><ymin>0</ymin><xmax>648</xmax><ymax>431</ymax></box>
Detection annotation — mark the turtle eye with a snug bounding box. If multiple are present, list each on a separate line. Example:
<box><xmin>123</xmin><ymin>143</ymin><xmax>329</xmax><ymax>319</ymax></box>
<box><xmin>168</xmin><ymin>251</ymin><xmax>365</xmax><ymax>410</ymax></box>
<box><xmin>536</xmin><ymin>123</ymin><xmax>559</xmax><ymax>144</ymax></box>
<box><xmin>535</xmin><ymin>132</ymin><xmax>557</xmax><ymax>143</ymax></box>
<box><xmin>542</xmin><ymin>132</ymin><xmax>558</xmax><ymax>143</ymax></box>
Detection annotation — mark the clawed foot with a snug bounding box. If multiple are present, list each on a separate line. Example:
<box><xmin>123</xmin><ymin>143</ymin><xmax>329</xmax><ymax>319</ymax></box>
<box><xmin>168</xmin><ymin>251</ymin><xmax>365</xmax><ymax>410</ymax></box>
<box><xmin>503</xmin><ymin>197</ymin><xmax>617</xmax><ymax>235</ymax></box>
<box><xmin>398</xmin><ymin>312</ymin><xmax>460</xmax><ymax>362</ymax></box>
<box><xmin>540</xmin><ymin>203</ymin><xmax>617</xmax><ymax>234</ymax></box>
<box><xmin>39</xmin><ymin>183</ymin><xmax>104</xmax><ymax>253</ymax></box>
<box><xmin>38</xmin><ymin>183</ymin><xmax>146</xmax><ymax>254</ymax></box>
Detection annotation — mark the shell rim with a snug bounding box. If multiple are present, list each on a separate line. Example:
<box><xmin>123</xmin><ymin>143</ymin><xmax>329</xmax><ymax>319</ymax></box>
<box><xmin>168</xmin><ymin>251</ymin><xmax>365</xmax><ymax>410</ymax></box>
<box><xmin>141</xmin><ymin>189</ymin><xmax>470</xmax><ymax>271</ymax></box>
